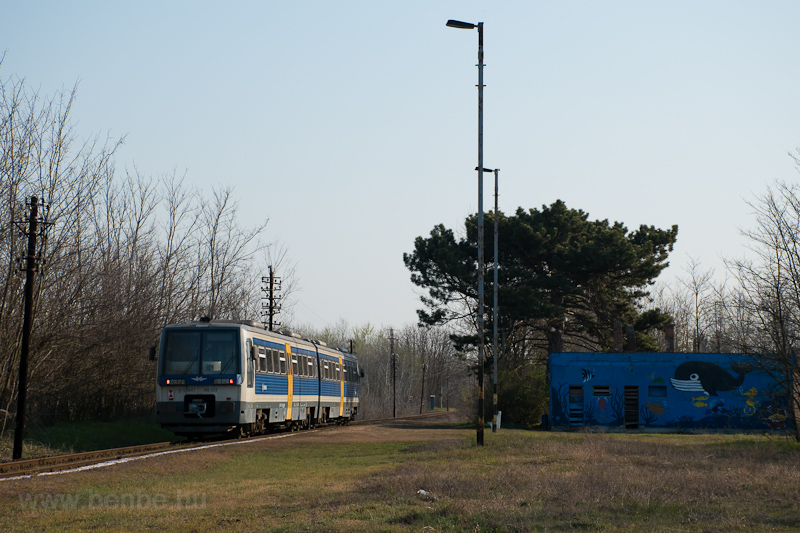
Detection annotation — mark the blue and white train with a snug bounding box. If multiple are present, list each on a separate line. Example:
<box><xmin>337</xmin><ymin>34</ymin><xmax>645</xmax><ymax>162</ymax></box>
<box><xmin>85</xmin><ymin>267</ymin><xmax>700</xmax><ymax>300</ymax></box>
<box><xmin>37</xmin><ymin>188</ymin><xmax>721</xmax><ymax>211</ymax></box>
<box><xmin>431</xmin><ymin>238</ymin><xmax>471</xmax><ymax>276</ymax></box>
<box><xmin>155</xmin><ymin>318</ymin><xmax>361</xmax><ymax>438</ymax></box>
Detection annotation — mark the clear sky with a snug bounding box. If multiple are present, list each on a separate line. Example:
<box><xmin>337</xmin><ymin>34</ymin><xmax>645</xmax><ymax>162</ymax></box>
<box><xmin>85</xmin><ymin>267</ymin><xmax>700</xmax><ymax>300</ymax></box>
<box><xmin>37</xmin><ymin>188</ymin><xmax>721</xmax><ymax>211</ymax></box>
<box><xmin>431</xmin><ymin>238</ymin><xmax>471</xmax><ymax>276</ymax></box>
<box><xmin>3</xmin><ymin>2</ymin><xmax>799</xmax><ymax>330</ymax></box>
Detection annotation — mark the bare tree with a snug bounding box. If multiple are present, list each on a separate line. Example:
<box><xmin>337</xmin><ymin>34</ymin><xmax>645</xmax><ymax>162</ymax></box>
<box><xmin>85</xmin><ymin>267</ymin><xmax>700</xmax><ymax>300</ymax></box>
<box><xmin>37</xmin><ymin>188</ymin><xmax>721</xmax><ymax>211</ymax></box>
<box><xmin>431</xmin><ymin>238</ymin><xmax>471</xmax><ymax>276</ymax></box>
<box><xmin>154</xmin><ymin>170</ymin><xmax>199</xmax><ymax>326</ymax></box>
<box><xmin>0</xmin><ymin>65</ymin><xmax>283</xmax><ymax>433</ymax></box>
<box><xmin>725</xmin><ymin>177</ymin><xmax>800</xmax><ymax>441</ymax></box>
<box><xmin>0</xmin><ymin>67</ymin><xmax>124</xmax><ymax>429</ymax></box>
<box><xmin>298</xmin><ymin>321</ymin><xmax>472</xmax><ymax>420</ymax></box>
<box><xmin>680</xmin><ymin>258</ymin><xmax>716</xmax><ymax>352</ymax></box>
<box><xmin>196</xmin><ymin>186</ymin><xmax>267</xmax><ymax>320</ymax></box>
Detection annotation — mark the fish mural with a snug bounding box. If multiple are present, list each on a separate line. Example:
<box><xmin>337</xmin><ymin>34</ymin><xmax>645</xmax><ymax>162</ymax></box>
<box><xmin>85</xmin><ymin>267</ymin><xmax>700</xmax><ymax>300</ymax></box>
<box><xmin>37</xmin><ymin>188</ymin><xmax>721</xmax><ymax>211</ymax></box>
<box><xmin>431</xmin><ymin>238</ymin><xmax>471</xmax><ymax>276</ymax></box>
<box><xmin>581</xmin><ymin>369</ymin><xmax>594</xmax><ymax>382</ymax></box>
<box><xmin>692</xmin><ymin>395</ymin><xmax>709</xmax><ymax>407</ymax></box>
<box><xmin>742</xmin><ymin>387</ymin><xmax>759</xmax><ymax>415</ymax></box>
<box><xmin>670</xmin><ymin>361</ymin><xmax>753</xmax><ymax>396</ymax></box>
<box><xmin>767</xmin><ymin>411</ymin><xmax>788</xmax><ymax>430</ymax></box>
<box><xmin>646</xmin><ymin>401</ymin><xmax>665</xmax><ymax>415</ymax></box>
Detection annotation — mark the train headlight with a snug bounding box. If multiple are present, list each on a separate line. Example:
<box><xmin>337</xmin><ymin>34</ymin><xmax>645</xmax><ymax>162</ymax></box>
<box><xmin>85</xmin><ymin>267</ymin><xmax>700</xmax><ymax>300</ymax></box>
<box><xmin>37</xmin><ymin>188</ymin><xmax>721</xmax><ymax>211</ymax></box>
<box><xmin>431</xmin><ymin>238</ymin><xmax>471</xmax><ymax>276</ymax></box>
<box><xmin>165</xmin><ymin>378</ymin><xmax>185</xmax><ymax>385</ymax></box>
<box><xmin>213</xmin><ymin>378</ymin><xmax>235</xmax><ymax>385</ymax></box>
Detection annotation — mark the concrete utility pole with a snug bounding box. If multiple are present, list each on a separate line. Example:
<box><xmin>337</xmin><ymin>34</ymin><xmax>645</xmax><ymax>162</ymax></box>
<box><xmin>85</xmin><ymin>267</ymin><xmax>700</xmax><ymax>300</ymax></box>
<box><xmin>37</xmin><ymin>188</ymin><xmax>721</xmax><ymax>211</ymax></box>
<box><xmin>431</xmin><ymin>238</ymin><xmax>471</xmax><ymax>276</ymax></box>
<box><xmin>261</xmin><ymin>266</ymin><xmax>282</xmax><ymax>331</ymax></box>
<box><xmin>419</xmin><ymin>363</ymin><xmax>427</xmax><ymax>414</ymax></box>
<box><xmin>13</xmin><ymin>196</ymin><xmax>48</xmax><ymax>461</ymax></box>
<box><xmin>492</xmin><ymin>168</ymin><xmax>500</xmax><ymax>433</ymax></box>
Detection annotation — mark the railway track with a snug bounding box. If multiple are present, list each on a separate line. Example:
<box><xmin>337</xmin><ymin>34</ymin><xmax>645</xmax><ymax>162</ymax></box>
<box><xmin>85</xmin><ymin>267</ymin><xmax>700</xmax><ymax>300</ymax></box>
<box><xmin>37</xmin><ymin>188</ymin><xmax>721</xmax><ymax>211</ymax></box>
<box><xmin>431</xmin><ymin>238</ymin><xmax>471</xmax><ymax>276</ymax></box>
<box><xmin>0</xmin><ymin>411</ymin><xmax>453</xmax><ymax>480</ymax></box>
<box><xmin>0</xmin><ymin>441</ymin><xmax>173</xmax><ymax>479</ymax></box>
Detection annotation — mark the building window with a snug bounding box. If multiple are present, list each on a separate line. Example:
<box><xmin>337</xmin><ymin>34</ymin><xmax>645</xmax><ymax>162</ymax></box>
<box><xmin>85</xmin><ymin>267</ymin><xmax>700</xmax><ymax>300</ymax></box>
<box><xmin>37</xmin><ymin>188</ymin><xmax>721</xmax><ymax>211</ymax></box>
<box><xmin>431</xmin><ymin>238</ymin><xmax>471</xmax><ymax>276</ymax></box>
<box><xmin>593</xmin><ymin>385</ymin><xmax>610</xmax><ymax>397</ymax></box>
<box><xmin>648</xmin><ymin>385</ymin><xmax>667</xmax><ymax>398</ymax></box>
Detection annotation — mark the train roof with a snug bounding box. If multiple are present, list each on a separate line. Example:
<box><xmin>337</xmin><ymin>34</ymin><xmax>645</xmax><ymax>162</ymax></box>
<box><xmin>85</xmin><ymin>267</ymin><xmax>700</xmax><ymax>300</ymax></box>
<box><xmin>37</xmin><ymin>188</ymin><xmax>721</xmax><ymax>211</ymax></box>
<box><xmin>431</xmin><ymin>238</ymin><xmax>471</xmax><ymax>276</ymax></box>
<box><xmin>162</xmin><ymin>318</ymin><xmax>357</xmax><ymax>361</ymax></box>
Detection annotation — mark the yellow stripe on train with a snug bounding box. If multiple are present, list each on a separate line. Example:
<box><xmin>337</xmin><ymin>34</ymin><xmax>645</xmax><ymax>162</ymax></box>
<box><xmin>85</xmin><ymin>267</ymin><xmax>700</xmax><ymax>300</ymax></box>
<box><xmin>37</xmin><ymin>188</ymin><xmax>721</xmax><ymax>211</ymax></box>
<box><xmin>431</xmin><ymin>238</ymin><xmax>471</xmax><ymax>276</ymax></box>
<box><xmin>286</xmin><ymin>344</ymin><xmax>293</xmax><ymax>420</ymax></box>
<box><xmin>339</xmin><ymin>355</ymin><xmax>344</xmax><ymax>415</ymax></box>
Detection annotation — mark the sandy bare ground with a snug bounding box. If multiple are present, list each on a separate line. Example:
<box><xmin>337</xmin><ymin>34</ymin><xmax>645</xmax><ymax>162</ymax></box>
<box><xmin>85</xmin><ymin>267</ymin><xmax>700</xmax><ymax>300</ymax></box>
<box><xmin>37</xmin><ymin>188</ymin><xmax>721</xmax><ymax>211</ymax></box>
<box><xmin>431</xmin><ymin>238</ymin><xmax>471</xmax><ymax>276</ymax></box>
<box><xmin>298</xmin><ymin>412</ymin><xmax>471</xmax><ymax>444</ymax></box>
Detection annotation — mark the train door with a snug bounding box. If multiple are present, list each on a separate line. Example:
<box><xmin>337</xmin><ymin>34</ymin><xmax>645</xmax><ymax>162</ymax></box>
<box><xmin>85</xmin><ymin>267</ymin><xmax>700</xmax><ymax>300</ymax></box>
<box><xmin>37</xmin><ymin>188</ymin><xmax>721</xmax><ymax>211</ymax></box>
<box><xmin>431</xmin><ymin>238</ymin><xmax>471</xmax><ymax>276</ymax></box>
<box><xmin>312</xmin><ymin>345</ymin><xmax>321</xmax><ymax>423</ymax></box>
<box><xmin>246</xmin><ymin>339</ymin><xmax>254</xmax><ymax>389</ymax></box>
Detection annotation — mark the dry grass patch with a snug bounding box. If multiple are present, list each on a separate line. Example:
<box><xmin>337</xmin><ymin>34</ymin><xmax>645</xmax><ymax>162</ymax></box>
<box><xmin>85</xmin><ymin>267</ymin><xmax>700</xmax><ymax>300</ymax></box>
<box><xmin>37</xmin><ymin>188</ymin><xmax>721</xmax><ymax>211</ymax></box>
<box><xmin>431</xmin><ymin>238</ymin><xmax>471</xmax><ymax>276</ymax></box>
<box><xmin>357</xmin><ymin>431</ymin><xmax>800</xmax><ymax>531</ymax></box>
<box><xmin>1</xmin><ymin>421</ymin><xmax>799</xmax><ymax>531</ymax></box>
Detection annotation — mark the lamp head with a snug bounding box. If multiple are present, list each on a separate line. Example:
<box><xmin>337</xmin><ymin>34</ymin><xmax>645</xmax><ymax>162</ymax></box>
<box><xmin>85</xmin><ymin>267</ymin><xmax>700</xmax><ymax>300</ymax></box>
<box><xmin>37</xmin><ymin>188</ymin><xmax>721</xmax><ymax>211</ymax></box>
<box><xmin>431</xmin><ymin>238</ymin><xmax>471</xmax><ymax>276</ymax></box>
<box><xmin>446</xmin><ymin>19</ymin><xmax>476</xmax><ymax>29</ymax></box>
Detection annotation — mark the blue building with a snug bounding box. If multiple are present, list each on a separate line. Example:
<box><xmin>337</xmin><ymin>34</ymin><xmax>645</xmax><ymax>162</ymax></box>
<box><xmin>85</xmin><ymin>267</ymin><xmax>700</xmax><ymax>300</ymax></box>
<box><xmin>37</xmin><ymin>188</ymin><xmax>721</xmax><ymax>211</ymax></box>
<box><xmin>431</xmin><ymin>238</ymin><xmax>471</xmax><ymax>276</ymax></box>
<box><xmin>548</xmin><ymin>352</ymin><xmax>792</xmax><ymax>432</ymax></box>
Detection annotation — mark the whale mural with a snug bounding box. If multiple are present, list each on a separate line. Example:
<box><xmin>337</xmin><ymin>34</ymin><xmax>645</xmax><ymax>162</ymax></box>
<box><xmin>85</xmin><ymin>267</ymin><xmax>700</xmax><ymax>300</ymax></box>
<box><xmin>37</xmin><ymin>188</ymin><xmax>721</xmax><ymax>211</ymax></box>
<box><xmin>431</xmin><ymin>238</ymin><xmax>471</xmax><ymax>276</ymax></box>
<box><xmin>548</xmin><ymin>352</ymin><xmax>790</xmax><ymax>432</ymax></box>
<box><xmin>669</xmin><ymin>361</ymin><xmax>753</xmax><ymax>396</ymax></box>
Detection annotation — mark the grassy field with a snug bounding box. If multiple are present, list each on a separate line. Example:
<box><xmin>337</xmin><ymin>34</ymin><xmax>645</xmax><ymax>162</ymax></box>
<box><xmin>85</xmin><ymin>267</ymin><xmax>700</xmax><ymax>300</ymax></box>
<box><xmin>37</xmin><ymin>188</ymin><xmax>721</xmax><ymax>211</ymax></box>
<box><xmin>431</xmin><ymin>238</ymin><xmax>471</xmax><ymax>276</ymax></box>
<box><xmin>1</xmin><ymin>420</ymin><xmax>799</xmax><ymax>531</ymax></box>
<box><xmin>0</xmin><ymin>418</ymin><xmax>178</xmax><ymax>461</ymax></box>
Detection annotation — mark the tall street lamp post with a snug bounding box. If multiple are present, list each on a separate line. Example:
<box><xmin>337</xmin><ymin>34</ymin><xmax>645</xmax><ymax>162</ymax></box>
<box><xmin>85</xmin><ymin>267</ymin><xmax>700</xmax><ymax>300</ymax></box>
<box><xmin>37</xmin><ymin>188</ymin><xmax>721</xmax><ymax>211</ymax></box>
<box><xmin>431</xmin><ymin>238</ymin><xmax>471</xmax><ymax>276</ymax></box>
<box><xmin>492</xmin><ymin>168</ymin><xmax>500</xmax><ymax>433</ymax></box>
<box><xmin>447</xmin><ymin>17</ymin><xmax>486</xmax><ymax>446</ymax></box>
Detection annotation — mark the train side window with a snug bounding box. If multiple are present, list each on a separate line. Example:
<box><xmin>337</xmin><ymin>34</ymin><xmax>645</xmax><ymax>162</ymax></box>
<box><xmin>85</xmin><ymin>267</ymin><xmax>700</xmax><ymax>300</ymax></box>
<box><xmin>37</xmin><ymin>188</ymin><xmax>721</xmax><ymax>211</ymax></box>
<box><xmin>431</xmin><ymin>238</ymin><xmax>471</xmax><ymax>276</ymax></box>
<box><xmin>279</xmin><ymin>353</ymin><xmax>286</xmax><ymax>375</ymax></box>
<box><xmin>323</xmin><ymin>362</ymin><xmax>329</xmax><ymax>380</ymax></box>
<box><xmin>307</xmin><ymin>357</ymin><xmax>313</xmax><ymax>377</ymax></box>
<box><xmin>336</xmin><ymin>364</ymin><xmax>341</xmax><ymax>380</ymax></box>
<box><xmin>292</xmin><ymin>357</ymin><xmax>298</xmax><ymax>376</ymax></box>
<box><xmin>303</xmin><ymin>356</ymin><xmax>309</xmax><ymax>376</ymax></box>
<box><xmin>269</xmin><ymin>350</ymin><xmax>277</xmax><ymax>374</ymax></box>
<box><xmin>258</xmin><ymin>348</ymin><xmax>267</xmax><ymax>372</ymax></box>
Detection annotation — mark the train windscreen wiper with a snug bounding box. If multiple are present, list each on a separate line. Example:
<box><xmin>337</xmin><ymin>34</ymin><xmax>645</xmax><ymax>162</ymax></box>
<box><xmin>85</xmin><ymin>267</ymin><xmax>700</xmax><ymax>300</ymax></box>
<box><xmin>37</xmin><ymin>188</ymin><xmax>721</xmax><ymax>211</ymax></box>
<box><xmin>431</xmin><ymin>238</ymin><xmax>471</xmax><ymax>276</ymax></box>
<box><xmin>180</xmin><ymin>352</ymin><xmax>200</xmax><ymax>375</ymax></box>
<box><xmin>219</xmin><ymin>354</ymin><xmax>235</xmax><ymax>375</ymax></box>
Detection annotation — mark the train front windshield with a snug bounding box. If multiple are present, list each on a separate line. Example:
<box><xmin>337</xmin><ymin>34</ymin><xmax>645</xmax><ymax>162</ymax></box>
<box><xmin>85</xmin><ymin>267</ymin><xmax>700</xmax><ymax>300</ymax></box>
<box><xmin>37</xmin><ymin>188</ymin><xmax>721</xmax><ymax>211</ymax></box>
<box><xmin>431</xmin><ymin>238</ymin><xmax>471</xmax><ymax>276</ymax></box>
<box><xmin>161</xmin><ymin>329</ymin><xmax>240</xmax><ymax>376</ymax></box>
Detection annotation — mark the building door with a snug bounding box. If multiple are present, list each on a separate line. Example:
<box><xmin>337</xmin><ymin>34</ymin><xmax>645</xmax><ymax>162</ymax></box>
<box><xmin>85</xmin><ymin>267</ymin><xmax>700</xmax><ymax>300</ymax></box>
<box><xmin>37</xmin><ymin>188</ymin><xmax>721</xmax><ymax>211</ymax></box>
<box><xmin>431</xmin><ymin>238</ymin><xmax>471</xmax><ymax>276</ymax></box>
<box><xmin>569</xmin><ymin>386</ymin><xmax>584</xmax><ymax>426</ymax></box>
<box><xmin>624</xmin><ymin>386</ymin><xmax>639</xmax><ymax>429</ymax></box>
